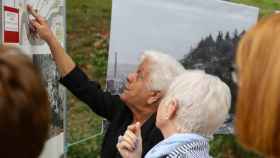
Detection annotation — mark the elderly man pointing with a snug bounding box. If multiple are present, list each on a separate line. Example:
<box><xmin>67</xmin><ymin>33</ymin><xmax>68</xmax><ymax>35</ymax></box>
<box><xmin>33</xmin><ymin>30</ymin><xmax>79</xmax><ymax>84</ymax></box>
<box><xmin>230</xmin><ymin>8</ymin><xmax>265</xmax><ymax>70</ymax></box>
<box><xmin>27</xmin><ymin>5</ymin><xmax>185</xmax><ymax>158</ymax></box>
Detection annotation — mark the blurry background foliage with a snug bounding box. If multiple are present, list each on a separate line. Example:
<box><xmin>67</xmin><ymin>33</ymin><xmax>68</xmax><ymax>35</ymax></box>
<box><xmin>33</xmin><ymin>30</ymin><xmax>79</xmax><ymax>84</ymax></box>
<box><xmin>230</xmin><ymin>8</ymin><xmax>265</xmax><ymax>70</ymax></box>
<box><xmin>66</xmin><ymin>0</ymin><xmax>279</xmax><ymax>157</ymax></box>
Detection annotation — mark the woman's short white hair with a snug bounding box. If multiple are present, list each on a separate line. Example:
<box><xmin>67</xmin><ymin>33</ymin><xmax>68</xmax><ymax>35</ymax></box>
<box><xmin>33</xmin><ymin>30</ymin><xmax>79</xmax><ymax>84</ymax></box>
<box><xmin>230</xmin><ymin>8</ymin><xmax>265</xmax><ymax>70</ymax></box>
<box><xmin>161</xmin><ymin>71</ymin><xmax>231</xmax><ymax>137</ymax></box>
<box><xmin>140</xmin><ymin>50</ymin><xmax>185</xmax><ymax>92</ymax></box>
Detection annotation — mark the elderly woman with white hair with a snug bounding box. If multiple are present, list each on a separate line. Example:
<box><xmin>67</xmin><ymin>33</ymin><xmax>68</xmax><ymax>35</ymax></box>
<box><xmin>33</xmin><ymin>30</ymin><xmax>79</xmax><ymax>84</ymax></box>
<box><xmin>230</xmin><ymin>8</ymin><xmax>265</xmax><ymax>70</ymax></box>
<box><xmin>117</xmin><ymin>71</ymin><xmax>231</xmax><ymax>158</ymax></box>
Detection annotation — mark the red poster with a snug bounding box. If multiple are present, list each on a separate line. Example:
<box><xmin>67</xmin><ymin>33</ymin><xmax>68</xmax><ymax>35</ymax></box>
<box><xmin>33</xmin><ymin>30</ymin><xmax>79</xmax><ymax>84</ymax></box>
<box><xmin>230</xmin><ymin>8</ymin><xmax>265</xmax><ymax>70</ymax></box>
<box><xmin>4</xmin><ymin>6</ymin><xmax>19</xmax><ymax>43</ymax></box>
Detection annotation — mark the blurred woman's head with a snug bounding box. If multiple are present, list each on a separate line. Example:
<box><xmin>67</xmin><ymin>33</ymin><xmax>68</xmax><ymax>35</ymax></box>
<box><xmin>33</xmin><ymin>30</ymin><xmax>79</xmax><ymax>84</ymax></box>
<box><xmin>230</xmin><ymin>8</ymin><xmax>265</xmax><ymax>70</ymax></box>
<box><xmin>156</xmin><ymin>71</ymin><xmax>231</xmax><ymax>138</ymax></box>
<box><xmin>0</xmin><ymin>46</ymin><xmax>50</xmax><ymax>158</ymax></box>
<box><xmin>235</xmin><ymin>14</ymin><xmax>280</xmax><ymax>157</ymax></box>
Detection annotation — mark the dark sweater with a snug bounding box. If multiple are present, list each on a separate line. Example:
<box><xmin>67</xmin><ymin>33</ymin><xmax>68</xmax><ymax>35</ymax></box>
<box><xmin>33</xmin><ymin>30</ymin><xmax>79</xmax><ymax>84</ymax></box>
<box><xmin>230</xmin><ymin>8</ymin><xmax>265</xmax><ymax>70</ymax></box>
<box><xmin>60</xmin><ymin>66</ymin><xmax>163</xmax><ymax>158</ymax></box>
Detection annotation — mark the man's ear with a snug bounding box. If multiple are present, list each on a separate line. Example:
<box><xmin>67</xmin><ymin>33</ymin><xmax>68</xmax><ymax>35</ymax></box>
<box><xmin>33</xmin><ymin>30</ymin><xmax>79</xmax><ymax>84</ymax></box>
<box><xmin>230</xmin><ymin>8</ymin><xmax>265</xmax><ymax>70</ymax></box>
<box><xmin>166</xmin><ymin>98</ymin><xmax>178</xmax><ymax>120</ymax></box>
<box><xmin>147</xmin><ymin>91</ymin><xmax>162</xmax><ymax>105</ymax></box>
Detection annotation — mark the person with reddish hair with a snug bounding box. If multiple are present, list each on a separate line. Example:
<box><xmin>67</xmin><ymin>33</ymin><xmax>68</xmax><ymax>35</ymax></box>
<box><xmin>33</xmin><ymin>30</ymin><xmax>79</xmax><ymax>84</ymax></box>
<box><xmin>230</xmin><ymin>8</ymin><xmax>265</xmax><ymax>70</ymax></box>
<box><xmin>0</xmin><ymin>46</ymin><xmax>51</xmax><ymax>158</ymax></box>
<box><xmin>235</xmin><ymin>13</ymin><xmax>280</xmax><ymax>157</ymax></box>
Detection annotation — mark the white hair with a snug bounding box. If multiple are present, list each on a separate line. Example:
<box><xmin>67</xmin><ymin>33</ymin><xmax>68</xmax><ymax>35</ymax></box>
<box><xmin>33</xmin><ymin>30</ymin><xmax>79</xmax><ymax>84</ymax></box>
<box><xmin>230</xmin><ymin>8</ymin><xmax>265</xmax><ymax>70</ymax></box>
<box><xmin>140</xmin><ymin>50</ymin><xmax>185</xmax><ymax>92</ymax></box>
<box><xmin>161</xmin><ymin>71</ymin><xmax>231</xmax><ymax>137</ymax></box>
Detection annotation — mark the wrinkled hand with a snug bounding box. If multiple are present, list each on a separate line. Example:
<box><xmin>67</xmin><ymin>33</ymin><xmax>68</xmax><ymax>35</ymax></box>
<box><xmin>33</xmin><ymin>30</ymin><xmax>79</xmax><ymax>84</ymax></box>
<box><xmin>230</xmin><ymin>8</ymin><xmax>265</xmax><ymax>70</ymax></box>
<box><xmin>27</xmin><ymin>4</ymin><xmax>55</xmax><ymax>42</ymax></box>
<box><xmin>117</xmin><ymin>122</ymin><xmax>142</xmax><ymax>158</ymax></box>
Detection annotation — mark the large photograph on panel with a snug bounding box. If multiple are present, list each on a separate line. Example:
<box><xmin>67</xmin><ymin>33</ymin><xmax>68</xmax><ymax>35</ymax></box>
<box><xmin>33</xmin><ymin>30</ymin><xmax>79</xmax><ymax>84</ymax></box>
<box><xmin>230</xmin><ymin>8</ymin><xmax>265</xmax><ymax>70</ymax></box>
<box><xmin>107</xmin><ymin>0</ymin><xmax>259</xmax><ymax>133</ymax></box>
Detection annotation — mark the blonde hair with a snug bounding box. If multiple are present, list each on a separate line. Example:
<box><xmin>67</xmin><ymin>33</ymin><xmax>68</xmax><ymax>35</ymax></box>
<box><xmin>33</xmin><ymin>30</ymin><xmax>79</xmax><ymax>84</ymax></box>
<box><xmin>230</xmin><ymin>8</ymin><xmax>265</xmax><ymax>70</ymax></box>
<box><xmin>235</xmin><ymin>14</ymin><xmax>280</xmax><ymax>157</ymax></box>
<box><xmin>161</xmin><ymin>71</ymin><xmax>231</xmax><ymax>137</ymax></box>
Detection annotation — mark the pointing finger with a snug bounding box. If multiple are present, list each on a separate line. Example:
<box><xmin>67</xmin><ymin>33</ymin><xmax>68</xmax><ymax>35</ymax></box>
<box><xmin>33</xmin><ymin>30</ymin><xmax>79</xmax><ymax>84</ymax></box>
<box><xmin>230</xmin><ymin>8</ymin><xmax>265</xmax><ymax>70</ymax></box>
<box><xmin>27</xmin><ymin>4</ymin><xmax>45</xmax><ymax>23</ymax></box>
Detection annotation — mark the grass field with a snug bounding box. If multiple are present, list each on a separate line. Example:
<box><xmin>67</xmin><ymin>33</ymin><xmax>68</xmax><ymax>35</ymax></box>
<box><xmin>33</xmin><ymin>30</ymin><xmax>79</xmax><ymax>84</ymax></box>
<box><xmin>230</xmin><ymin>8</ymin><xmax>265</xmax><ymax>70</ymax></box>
<box><xmin>66</xmin><ymin>0</ymin><xmax>111</xmax><ymax>157</ymax></box>
<box><xmin>66</xmin><ymin>0</ymin><xmax>278</xmax><ymax>157</ymax></box>
<box><xmin>233</xmin><ymin>0</ymin><xmax>280</xmax><ymax>16</ymax></box>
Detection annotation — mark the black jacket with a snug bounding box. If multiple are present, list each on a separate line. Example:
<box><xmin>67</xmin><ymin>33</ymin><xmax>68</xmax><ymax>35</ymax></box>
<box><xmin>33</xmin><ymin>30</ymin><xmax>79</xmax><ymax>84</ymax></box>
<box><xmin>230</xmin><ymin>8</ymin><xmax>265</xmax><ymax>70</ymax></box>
<box><xmin>60</xmin><ymin>66</ymin><xmax>163</xmax><ymax>158</ymax></box>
